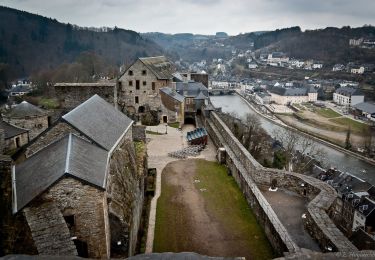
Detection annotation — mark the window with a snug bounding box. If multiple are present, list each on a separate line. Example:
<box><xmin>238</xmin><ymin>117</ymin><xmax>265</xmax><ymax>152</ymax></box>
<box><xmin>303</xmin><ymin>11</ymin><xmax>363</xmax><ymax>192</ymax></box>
<box><xmin>136</xmin><ymin>80</ymin><xmax>140</xmax><ymax>90</ymax></box>
<box><xmin>130</xmin><ymin>90</ymin><xmax>133</xmax><ymax>93</ymax></box>
<box><xmin>118</xmin><ymin>81</ymin><xmax>122</xmax><ymax>88</ymax></box>
<box><xmin>15</xmin><ymin>137</ymin><xmax>21</xmax><ymax>148</ymax></box>
<box><xmin>135</xmin><ymin>96</ymin><xmax>139</xmax><ymax>104</ymax></box>
<box><xmin>129</xmin><ymin>80</ymin><xmax>133</xmax><ymax>86</ymax></box>
<box><xmin>142</xmin><ymin>70</ymin><xmax>147</xmax><ymax>75</ymax></box>
<box><xmin>64</xmin><ymin>215</ymin><xmax>75</xmax><ymax>228</ymax></box>
<box><xmin>128</xmin><ymin>70</ymin><xmax>133</xmax><ymax>76</ymax></box>
<box><xmin>152</xmin><ymin>82</ymin><xmax>156</xmax><ymax>90</ymax></box>
<box><xmin>143</xmin><ymin>81</ymin><xmax>147</xmax><ymax>86</ymax></box>
<box><xmin>144</xmin><ymin>91</ymin><xmax>146</xmax><ymax>93</ymax></box>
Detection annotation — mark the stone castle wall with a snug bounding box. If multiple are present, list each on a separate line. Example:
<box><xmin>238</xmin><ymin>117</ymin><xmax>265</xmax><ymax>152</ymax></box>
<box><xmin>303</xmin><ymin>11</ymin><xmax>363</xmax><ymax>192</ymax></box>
<box><xmin>205</xmin><ymin>111</ymin><xmax>358</xmax><ymax>254</ymax></box>
<box><xmin>133</xmin><ymin>125</ymin><xmax>146</xmax><ymax>142</ymax></box>
<box><xmin>105</xmin><ymin>128</ymin><xmax>146</xmax><ymax>257</ymax></box>
<box><xmin>55</xmin><ymin>84</ymin><xmax>116</xmax><ymax>111</ymax></box>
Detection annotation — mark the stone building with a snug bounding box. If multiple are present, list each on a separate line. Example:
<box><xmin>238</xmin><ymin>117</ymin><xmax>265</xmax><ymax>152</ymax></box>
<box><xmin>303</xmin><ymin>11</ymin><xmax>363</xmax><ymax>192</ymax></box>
<box><xmin>181</xmin><ymin>72</ymin><xmax>209</xmax><ymax>87</ymax></box>
<box><xmin>0</xmin><ymin>120</ymin><xmax>29</xmax><ymax>152</ymax></box>
<box><xmin>54</xmin><ymin>82</ymin><xmax>117</xmax><ymax>111</ymax></box>
<box><xmin>118</xmin><ymin>56</ymin><xmax>175</xmax><ymax>121</ymax></box>
<box><xmin>2</xmin><ymin>101</ymin><xmax>49</xmax><ymax>140</ymax></box>
<box><xmin>159</xmin><ymin>81</ymin><xmax>208</xmax><ymax>125</ymax></box>
<box><xmin>13</xmin><ymin>95</ymin><xmax>146</xmax><ymax>258</ymax></box>
<box><xmin>159</xmin><ymin>87</ymin><xmax>185</xmax><ymax>124</ymax></box>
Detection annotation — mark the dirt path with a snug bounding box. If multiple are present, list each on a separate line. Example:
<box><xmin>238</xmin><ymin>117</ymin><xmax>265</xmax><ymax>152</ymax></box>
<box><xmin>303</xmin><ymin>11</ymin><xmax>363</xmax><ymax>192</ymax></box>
<box><xmin>164</xmin><ymin>160</ymin><xmax>230</xmax><ymax>256</ymax></box>
<box><xmin>145</xmin><ymin>124</ymin><xmax>217</xmax><ymax>253</ymax></box>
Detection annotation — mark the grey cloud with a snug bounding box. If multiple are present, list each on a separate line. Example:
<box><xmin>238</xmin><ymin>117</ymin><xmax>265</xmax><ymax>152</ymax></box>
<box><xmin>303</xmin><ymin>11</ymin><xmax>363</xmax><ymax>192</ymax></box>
<box><xmin>0</xmin><ymin>0</ymin><xmax>374</xmax><ymax>34</ymax></box>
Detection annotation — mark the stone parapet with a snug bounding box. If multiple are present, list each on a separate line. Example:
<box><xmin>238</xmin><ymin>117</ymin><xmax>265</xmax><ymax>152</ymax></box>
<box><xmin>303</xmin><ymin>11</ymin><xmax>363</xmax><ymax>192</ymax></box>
<box><xmin>205</xmin><ymin>111</ymin><xmax>359</xmax><ymax>254</ymax></box>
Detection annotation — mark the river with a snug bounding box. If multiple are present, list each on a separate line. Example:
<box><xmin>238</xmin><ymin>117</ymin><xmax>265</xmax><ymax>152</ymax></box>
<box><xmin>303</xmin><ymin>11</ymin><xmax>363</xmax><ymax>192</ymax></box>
<box><xmin>210</xmin><ymin>94</ymin><xmax>375</xmax><ymax>184</ymax></box>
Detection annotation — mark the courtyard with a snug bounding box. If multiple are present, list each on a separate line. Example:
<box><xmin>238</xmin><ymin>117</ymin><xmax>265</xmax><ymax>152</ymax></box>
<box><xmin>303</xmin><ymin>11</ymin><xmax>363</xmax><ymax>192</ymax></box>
<box><xmin>153</xmin><ymin>159</ymin><xmax>275</xmax><ymax>259</ymax></box>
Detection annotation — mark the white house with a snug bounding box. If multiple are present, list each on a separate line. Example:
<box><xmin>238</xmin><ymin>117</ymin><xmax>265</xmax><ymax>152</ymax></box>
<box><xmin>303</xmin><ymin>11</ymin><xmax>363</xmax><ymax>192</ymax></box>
<box><xmin>333</xmin><ymin>87</ymin><xmax>364</xmax><ymax>107</ymax></box>
<box><xmin>269</xmin><ymin>86</ymin><xmax>317</xmax><ymax>105</ymax></box>
<box><xmin>351</xmin><ymin>67</ymin><xmax>365</xmax><ymax>74</ymax></box>
<box><xmin>332</xmin><ymin>64</ymin><xmax>345</xmax><ymax>72</ymax></box>
<box><xmin>267</xmin><ymin>52</ymin><xmax>289</xmax><ymax>64</ymax></box>
<box><xmin>248</xmin><ymin>63</ymin><xmax>258</xmax><ymax>69</ymax></box>
<box><xmin>312</xmin><ymin>63</ymin><xmax>323</xmax><ymax>69</ymax></box>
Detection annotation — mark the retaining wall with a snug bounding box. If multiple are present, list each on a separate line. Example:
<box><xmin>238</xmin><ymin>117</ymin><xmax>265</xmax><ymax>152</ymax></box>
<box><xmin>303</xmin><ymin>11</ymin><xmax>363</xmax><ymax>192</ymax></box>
<box><xmin>205</xmin><ymin>111</ymin><xmax>358</xmax><ymax>254</ymax></box>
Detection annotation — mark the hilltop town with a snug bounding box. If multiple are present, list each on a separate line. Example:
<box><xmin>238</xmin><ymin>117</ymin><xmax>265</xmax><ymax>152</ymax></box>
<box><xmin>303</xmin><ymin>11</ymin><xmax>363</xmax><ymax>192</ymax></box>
<box><xmin>1</xmin><ymin>4</ymin><xmax>375</xmax><ymax>260</ymax></box>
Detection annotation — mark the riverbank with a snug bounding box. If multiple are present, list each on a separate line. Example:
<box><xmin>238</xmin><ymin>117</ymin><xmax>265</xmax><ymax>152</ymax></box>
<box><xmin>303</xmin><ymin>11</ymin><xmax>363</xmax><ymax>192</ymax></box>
<box><xmin>234</xmin><ymin>91</ymin><xmax>375</xmax><ymax>167</ymax></box>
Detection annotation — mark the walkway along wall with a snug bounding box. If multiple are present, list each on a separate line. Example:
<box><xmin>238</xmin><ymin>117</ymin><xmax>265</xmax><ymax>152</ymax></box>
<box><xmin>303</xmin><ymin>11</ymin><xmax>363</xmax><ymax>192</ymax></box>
<box><xmin>204</xmin><ymin>111</ymin><xmax>358</xmax><ymax>255</ymax></box>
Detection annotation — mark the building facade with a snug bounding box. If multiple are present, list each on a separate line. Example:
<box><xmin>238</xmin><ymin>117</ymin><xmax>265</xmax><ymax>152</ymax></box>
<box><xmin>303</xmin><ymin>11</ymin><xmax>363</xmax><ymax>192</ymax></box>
<box><xmin>333</xmin><ymin>87</ymin><xmax>364</xmax><ymax>107</ymax></box>
<box><xmin>118</xmin><ymin>56</ymin><xmax>175</xmax><ymax>119</ymax></box>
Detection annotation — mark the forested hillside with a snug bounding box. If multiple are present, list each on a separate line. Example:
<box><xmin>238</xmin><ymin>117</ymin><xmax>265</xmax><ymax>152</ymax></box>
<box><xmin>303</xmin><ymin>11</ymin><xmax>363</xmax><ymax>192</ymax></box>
<box><xmin>0</xmin><ymin>6</ymin><xmax>164</xmax><ymax>88</ymax></box>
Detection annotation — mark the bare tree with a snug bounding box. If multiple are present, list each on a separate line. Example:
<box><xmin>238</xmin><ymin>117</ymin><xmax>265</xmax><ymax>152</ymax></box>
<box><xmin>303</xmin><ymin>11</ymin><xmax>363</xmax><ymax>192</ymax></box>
<box><xmin>273</xmin><ymin>127</ymin><xmax>326</xmax><ymax>172</ymax></box>
<box><xmin>362</xmin><ymin>125</ymin><xmax>374</xmax><ymax>155</ymax></box>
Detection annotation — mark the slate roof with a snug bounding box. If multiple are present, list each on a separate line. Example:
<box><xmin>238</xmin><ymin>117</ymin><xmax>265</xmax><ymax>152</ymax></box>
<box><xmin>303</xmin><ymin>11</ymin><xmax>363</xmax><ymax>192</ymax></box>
<box><xmin>139</xmin><ymin>56</ymin><xmax>174</xmax><ymax>80</ymax></box>
<box><xmin>335</xmin><ymin>87</ymin><xmax>363</xmax><ymax>96</ymax></box>
<box><xmin>354</xmin><ymin>102</ymin><xmax>375</xmax><ymax>114</ymax></box>
<box><xmin>322</xmin><ymin>169</ymin><xmax>373</xmax><ymax>195</ymax></box>
<box><xmin>176</xmin><ymin>81</ymin><xmax>208</xmax><ymax>98</ymax></box>
<box><xmin>172</xmin><ymin>72</ymin><xmax>187</xmax><ymax>82</ymax></box>
<box><xmin>14</xmin><ymin>133</ymin><xmax>108</xmax><ymax>212</ymax></box>
<box><xmin>9</xmin><ymin>85</ymin><xmax>31</xmax><ymax>93</ymax></box>
<box><xmin>194</xmin><ymin>91</ymin><xmax>208</xmax><ymax>100</ymax></box>
<box><xmin>356</xmin><ymin>197</ymin><xmax>375</xmax><ymax>217</ymax></box>
<box><xmin>62</xmin><ymin>94</ymin><xmax>133</xmax><ymax>151</ymax></box>
<box><xmin>3</xmin><ymin>101</ymin><xmax>46</xmax><ymax>118</ymax></box>
<box><xmin>159</xmin><ymin>87</ymin><xmax>184</xmax><ymax>102</ymax></box>
<box><xmin>0</xmin><ymin>120</ymin><xmax>28</xmax><ymax>139</ymax></box>
<box><xmin>269</xmin><ymin>86</ymin><xmax>315</xmax><ymax>96</ymax></box>
<box><xmin>271</xmin><ymin>52</ymin><xmax>287</xmax><ymax>58</ymax></box>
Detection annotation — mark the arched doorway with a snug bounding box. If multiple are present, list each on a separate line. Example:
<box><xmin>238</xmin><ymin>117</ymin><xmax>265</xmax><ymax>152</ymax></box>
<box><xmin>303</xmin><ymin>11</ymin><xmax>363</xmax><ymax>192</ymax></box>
<box><xmin>138</xmin><ymin>106</ymin><xmax>145</xmax><ymax>113</ymax></box>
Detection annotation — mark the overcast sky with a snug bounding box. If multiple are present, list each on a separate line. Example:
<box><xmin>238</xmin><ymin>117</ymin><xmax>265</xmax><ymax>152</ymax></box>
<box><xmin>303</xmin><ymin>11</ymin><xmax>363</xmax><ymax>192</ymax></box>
<box><xmin>1</xmin><ymin>0</ymin><xmax>374</xmax><ymax>35</ymax></box>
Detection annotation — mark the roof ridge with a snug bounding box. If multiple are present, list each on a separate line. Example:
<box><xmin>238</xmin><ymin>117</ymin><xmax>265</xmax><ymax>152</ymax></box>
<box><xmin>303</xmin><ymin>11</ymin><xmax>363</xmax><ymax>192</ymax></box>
<box><xmin>65</xmin><ymin>133</ymin><xmax>72</xmax><ymax>173</ymax></box>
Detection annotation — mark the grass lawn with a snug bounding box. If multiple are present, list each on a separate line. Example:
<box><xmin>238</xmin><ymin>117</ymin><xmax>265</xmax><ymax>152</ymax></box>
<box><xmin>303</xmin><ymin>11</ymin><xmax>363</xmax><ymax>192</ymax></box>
<box><xmin>39</xmin><ymin>98</ymin><xmax>60</xmax><ymax>109</ymax></box>
<box><xmin>168</xmin><ymin>122</ymin><xmax>180</xmax><ymax>128</ymax></box>
<box><xmin>146</xmin><ymin>130</ymin><xmax>164</xmax><ymax>135</ymax></box>
<box><xmin>194</xmin><ymin>160</ymin><xmax>274</xmax><ymax>259</ymax></box>
<box><xmin>329</xmin><ymin>117</ymin><xmax>368</xmax><ymax>133</ymax></box>
<box><xmin>316</xmin><ymin>108</ymin><xmax>341</xmax><ymax>118</ymax></box>
<box><xmin>154</xmin><ymin>159</ymin><xmax>274</xmax><ymax>259</ymax></box>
